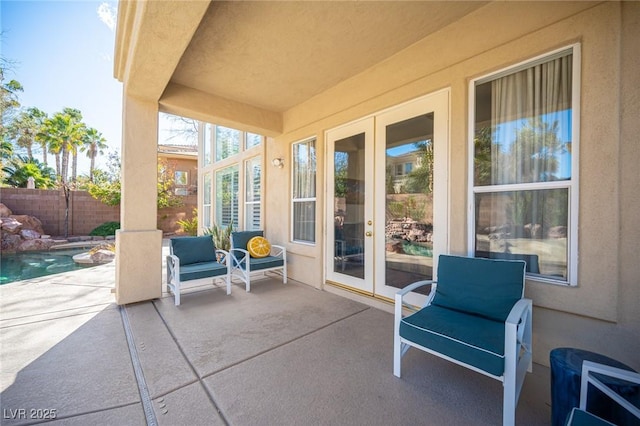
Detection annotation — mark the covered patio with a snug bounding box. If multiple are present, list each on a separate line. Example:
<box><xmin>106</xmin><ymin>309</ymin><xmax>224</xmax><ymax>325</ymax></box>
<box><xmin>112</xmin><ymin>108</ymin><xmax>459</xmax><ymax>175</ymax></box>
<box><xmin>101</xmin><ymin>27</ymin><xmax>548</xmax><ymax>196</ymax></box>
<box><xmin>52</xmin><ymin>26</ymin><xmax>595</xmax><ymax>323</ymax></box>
<box><xmin>110</xmin><ymin>0</ymin><xmax>640</xmax><ymax>380</ymax></box>
<box><xmin>0</xmin><ymin>258</ymin><xmax>550</xmax><ymax>425</ymax></box>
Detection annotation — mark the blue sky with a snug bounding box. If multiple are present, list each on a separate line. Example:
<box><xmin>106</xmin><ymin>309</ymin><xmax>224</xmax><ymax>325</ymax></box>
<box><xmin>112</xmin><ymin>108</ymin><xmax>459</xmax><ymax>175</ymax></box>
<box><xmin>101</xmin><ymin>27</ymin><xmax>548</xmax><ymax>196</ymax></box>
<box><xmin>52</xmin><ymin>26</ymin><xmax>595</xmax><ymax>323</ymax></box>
<box><xmin>2</xmin><ymin>0</ymin><xmax>121</xmax><ymax>174</ymax></box>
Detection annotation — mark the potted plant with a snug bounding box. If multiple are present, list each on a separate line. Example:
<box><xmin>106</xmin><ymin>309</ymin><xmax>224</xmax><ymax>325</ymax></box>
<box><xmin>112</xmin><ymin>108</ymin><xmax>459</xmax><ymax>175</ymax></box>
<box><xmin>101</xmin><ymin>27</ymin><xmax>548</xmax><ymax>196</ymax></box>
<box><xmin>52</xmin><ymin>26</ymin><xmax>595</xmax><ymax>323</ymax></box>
<box><xmin>204</xmin><ymin>222</ymin><xmax>233</xmax><ymax>262</ymax></box>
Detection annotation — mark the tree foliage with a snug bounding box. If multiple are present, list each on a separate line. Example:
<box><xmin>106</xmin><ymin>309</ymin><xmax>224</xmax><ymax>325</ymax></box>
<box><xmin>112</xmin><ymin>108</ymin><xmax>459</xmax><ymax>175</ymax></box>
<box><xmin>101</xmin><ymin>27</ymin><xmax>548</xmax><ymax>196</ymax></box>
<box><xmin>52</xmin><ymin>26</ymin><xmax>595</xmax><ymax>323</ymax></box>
<box><xmin>86</xmin><ymin>152</ymin><xmax>184</xmax><ymax>209</ymax></box>
<box><xmin>1</xmin><ymin>155</ymin><xmax>56</xmax><ymax>188</ymax></box>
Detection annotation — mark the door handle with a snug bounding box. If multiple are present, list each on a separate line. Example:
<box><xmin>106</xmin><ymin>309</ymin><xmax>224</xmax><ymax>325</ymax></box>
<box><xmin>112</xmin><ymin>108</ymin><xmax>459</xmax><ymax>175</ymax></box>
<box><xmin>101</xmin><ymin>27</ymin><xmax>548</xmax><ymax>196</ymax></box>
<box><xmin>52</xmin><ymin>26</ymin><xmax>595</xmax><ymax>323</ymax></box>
<box><xmin>365</xmin><ymin>231</ymin><xmax>372</xmax><ymax>237</ymax></box>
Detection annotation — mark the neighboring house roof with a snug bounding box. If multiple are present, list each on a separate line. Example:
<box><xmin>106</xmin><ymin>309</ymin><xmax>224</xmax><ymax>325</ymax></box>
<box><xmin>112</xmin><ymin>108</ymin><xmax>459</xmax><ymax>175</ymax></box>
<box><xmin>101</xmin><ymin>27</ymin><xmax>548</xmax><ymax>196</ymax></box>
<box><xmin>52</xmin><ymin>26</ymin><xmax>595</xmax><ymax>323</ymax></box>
<box><xmin>158</xmin><ymin>144</ymin><xmax>198</xmax><ymax>160</ymax></box>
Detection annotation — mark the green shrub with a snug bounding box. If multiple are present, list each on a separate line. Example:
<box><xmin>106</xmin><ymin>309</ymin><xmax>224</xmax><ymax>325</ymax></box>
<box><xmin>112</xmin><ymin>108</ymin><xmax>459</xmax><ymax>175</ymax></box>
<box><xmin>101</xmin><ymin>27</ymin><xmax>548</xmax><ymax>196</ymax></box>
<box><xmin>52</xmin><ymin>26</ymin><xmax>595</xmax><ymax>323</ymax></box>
<box><xmin>176</xmin><ymin>209</ymin><xmax>198</xmax><ymax>236</ymax></box>
<box><xmin>90</xmin><ymin>221</ymin><xmax>121</xmax><ymax>237</ymax></box>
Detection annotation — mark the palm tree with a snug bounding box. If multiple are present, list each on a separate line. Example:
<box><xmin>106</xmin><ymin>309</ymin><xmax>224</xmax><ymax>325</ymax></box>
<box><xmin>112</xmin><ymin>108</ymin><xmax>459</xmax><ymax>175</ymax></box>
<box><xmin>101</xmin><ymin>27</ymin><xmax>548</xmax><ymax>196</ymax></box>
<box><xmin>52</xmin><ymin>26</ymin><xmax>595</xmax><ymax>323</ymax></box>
<box><xmin>0</xmin><ymin>65</ymin><xmax>23</xmax><ymax>135</ymax></box>
<box><xmin>81</xmin><ymin>127</ymin><xmax>107</xmax><ymax>182</ymax></box>
<box><xmin>7</xmin><ymin>107</ymin><xmax>46</xmax><ymax>161</ymax></box>
<box><xmin>41</xmin><ymin>108</ymin><xmax>84</xmax><ymax>184</ymax></box>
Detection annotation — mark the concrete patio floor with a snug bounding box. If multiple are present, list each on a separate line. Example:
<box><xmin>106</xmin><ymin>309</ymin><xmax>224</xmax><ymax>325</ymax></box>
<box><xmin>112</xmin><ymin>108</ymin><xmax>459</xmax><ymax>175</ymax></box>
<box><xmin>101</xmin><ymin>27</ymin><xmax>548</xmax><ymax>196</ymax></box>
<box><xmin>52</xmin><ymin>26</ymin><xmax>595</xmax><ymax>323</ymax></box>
<box><xmin>1</xmin><ymin>247</ymin><xmax>552</xmax><ymax>425</ymax></box>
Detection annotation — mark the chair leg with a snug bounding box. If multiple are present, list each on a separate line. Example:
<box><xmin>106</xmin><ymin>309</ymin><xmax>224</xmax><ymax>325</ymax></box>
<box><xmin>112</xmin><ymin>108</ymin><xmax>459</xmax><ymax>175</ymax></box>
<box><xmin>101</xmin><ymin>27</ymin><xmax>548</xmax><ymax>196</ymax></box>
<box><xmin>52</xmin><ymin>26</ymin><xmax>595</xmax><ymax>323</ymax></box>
<box><xmin>174</xmin><ymin>280</ymin><xmax>181</xmax><ymax>306</ymax></box>
<box><xmin>503</xmin><ymin>379</ymin><xmax>516</xmax><ymax>426</ymax></box>
<box><xmin>393</xmin><ymin>335</ymin><xmax>402</xmax><ymax>378</ymax></box>
<box><xmin>393</xmin><ymin>298</ymin><xmax>403</xmax><ymax>378</ymax></box>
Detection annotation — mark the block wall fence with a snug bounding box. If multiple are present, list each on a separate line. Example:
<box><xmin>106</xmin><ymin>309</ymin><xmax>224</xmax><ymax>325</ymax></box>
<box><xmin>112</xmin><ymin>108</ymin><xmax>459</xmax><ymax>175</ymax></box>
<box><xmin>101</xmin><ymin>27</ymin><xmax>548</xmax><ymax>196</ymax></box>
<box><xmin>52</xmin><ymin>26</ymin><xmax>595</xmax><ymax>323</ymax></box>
<box><xmin>0</xmin><ymin>188</ymin><xmax>196</xmax><ymax>236</ymax></box>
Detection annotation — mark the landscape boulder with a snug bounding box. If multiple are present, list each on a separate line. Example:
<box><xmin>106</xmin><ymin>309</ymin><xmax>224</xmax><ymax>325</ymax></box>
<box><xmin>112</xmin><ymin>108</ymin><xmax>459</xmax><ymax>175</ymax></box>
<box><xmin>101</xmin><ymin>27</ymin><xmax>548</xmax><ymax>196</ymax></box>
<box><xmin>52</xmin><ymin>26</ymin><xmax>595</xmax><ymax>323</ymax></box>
<box><xmin>1</xmin><ymin>217</ymin><xmax>22</xmax><ymax>233</ymax></box>
<box><xmin>20</xmin><ymin>229</ymin><xmax>42</xmax><ymax>240</ymax></box>
<box><xmin>0</xmin><ymin>203</ymin><xmax>12</xmax><ymax>217</ymax></box>
<box><xmin>90</xmin><ymin>249</ymin><xmax>115</xmax><ymax>264</ymax></box>
<box><xmin>10</xmin><ymin>215</ymin><xmax>45</xmax><ymax>234</ymax></box>
<box><xmin>17</xmin><ymin>238</ymin><xmax>56</xmax><ymax>252</ymax></box>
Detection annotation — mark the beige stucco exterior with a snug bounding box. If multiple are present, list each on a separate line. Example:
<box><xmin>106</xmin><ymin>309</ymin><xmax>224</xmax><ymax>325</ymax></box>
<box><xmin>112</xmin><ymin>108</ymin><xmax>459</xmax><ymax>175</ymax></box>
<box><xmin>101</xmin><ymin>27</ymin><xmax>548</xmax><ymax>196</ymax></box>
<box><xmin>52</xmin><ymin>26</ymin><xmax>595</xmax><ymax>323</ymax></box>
<box><xmin>115</xmin><ymin>1</ymin><xmax>639</xmax><ymax>369</ymax></box>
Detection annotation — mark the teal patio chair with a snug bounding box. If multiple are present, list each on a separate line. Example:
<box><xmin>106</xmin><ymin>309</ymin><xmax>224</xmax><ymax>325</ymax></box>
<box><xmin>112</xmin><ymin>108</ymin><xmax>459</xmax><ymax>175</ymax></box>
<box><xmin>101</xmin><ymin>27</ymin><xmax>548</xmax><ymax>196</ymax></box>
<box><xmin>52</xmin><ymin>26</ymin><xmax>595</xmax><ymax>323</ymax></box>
<box><xmin>565</xmin><ymin>361</ymin><xmax>640</xmax><ymax>425</ymax></box>
<box><xmin>229</xmin><ymin>230</ymin><xmax>287</xmax><ymax>292</ymax></box>
<box><xmin>166</xmin><ymin>235</ymin><xmax>231</xmax><ymax>306</ymax></box>
<box><xmin>394</xmin><ymin>254</ymin><xmax>532</xmax><ymax>426</ymax></box>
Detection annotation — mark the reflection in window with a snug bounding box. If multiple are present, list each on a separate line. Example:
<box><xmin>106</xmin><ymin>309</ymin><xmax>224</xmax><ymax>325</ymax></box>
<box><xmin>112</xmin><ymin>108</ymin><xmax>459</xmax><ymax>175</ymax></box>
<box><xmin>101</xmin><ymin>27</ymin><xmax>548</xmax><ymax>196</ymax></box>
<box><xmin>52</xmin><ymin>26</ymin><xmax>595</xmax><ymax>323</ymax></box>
<box><xmin>472</xmin><ymin>46</ymin><xmax>578</xmax><ymax>284</ymax></box>
<box><xmin>474</xmin><ymin>189</ymin><xmax>568</xmax><ymax>277</ymax></box>
<box><xmin>245</xmin><ymin>157</ymin><xmax>261</xmax><ymax>230</ymax></box>
<box><xmin>215</xmin><ymin>126</ymin><xmax>240</xmax><ymax>162</ymax></box>
<box><xmin>215</xmin><ymin>165</ymin><xmax>239</xmax><ymax>227</ymax></box>
<box><xmin>245</xmin><ymin>133</ymin><xmax>262</xmax><ymax>150</ymax></box>
<box><xmin>202</xmin><ymin>173</ymin><xmax>211</xmax><ymax>229</ymax></box>
<box><xmin>204</xmin><ymin>124</ymin><xmax>212</xmax><ymax>166</ymax></box>
<box><xmin>174</xmin><ymin>171</ymin><xmax>188</xmax><ymax>186</ymax></box>
<box><xmin>385</xmin><ymin>113</ymin><xmax>434</xmax><ymax>287</ymax></box>
<box><xmin>292</xmin><ymin>138</ymin><xmax>316</xmax><ymax>243</ymax></box>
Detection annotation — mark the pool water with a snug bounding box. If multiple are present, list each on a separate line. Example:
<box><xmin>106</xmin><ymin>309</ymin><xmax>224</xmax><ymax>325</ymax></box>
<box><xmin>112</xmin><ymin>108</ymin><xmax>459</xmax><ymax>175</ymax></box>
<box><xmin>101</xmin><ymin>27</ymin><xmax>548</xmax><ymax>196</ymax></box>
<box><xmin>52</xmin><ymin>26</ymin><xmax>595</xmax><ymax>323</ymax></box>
<box><xmin>402</xmin><ymin>241</ymin><xmax>433</xmax><ymax>257</ymax></box>
<box><xmin>0</xmin><ymin>248</ymin><xmax>96</xmax><ymax>285</ymax></box>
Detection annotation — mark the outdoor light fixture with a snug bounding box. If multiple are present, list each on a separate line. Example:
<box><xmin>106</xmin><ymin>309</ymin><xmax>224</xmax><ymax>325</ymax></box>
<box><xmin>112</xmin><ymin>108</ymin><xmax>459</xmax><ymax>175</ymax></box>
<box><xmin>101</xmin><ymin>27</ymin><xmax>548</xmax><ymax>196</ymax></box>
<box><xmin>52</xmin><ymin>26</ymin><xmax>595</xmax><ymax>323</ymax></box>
<box><xmin>272</xmin><ymin>158</ymin><xmax>284</xmax><ymax>168</ymax></box>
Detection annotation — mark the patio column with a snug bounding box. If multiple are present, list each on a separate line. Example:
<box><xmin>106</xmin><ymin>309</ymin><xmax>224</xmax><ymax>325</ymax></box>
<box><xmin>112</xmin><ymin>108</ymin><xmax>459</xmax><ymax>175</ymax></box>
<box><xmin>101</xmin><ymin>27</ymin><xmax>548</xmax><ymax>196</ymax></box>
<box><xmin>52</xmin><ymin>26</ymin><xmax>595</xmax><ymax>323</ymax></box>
<box><xmin>115</xmin><ymin>94</ymin><xmax>162</xmax><ymax>305</ymax></box>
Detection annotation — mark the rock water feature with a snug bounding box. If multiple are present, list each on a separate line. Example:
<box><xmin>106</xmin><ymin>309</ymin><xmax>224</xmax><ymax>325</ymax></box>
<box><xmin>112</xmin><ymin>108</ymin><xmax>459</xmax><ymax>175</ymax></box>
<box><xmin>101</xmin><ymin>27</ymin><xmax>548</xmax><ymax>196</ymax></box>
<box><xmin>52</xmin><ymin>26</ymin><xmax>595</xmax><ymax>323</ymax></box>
<box><xmin>0</xmin><ymin>203</ymin><xmax>57</xmax><ymax>252</ymax></box>
<box><xmin>0</xmin><ymin>202</ymin><xmax>114</xmax><ymax>264</ymax></box>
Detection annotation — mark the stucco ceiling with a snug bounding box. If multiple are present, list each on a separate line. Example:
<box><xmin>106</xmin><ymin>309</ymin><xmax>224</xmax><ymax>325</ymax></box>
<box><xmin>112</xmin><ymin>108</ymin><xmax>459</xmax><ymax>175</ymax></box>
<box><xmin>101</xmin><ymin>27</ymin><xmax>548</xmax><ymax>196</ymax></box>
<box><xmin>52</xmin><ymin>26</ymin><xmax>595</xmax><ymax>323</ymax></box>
<box><xmin>171</xmin><ymin>1</ymin><xmax>486</xmax><ymax>113</ymax></box>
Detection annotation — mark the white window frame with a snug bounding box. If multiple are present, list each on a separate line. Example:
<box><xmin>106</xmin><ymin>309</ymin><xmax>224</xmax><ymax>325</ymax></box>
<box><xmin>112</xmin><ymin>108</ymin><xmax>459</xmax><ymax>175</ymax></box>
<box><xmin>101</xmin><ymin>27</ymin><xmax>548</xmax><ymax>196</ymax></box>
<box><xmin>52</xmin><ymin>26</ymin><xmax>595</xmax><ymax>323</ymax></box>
<box><xmin>467</xmin><ymin>44</ymin><xmax>581</xmax><ymax>286</ymax></box>
<box><xmin>199</xmin><ymin>123</ymin><xmax>263</xmax><ymax>233</ymax></box>
<box><xmin>291</xmin><ymin>137</ymin><xmax>317</xmax><ymax>245</ymax></box>
<box><xmin>244</xmin><ymin>155</ymin><xmax>262</xmax><ymax>230</ymax></box>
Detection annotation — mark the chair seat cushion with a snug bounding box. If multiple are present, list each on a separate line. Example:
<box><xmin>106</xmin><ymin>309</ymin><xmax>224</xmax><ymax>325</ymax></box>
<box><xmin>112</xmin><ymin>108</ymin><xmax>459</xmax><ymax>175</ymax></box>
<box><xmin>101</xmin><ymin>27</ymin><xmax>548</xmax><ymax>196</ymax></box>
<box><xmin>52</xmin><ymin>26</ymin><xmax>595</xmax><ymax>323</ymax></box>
<box><xmin>565</xmin><ymin>408</ymin><xmax>615</xmax><ymax>426</ymax></box>
<box><xmin>238</xmin><ymin>255</ymin><xmax>284</xmax><ymax>271</ymax></box>
<box><xmin>400</xmin><ymin>304</ymin><xmax>506</xmax><ymax>376</ymax></box>
<box><xmin>179</xmin><ymin>261</ymin><xmax>227</xmax><ymax>282</ymax></box>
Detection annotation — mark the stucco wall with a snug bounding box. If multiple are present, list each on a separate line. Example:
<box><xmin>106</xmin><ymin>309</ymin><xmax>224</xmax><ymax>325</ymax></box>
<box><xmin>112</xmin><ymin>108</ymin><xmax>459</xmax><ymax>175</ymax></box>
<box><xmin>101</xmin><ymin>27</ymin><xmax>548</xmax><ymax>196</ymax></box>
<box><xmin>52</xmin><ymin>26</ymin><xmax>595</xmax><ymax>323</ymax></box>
<box><xmin>262</xmin><ymin>2</ymin><xmax>639</xmax><ymax>369</ymax></box>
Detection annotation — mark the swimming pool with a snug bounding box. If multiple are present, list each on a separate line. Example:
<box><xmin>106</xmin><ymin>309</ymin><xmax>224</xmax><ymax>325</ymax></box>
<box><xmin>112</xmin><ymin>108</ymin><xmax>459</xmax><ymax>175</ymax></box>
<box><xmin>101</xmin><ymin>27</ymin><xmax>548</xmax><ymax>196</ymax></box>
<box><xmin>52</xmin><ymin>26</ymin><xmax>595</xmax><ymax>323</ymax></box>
<box><xmin>0</xmin><ymin>248</ymin><xmax>96</xmax><ymax>285</ymax></box>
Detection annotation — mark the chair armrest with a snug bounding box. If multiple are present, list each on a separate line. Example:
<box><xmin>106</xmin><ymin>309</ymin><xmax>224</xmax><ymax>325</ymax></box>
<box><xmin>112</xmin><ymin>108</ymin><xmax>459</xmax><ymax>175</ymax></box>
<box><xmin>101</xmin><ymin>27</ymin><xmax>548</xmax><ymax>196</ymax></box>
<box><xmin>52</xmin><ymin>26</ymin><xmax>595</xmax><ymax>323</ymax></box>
<box><xmin>396</xmin><ymin>280</ymin><xmax>435</xmax><ymax>298</ymax></box>
<box><xmin>506</xmin><ymin>298</ymin><xmax>532</xmax><ymax>325</ymax></box>
<box><xmin>215</xmin><ymin>249</ymin><xmax>229</xmax><ymax>264</ymax></box>
<box><xmin>230</xmin><ymin>248</ymin><xmax>249</xmax><ymax>266</ymax></box>
<box><xmin>166</xmin><ymin>254</ymin><xmax>180</xmax><ymax>284</ymax></box>
<box><xmin>394</xmin><ymin>280</ymin><xmax>437</xmax><ymax>316</ymax></box>
<box><xmin>167</xmin><ymin>254</ymin><xmax>179</xmax><ymax>268</ymax></box>
<box><xmin>270</xmin><ymin>244</ymin><xmax>286</xmax><ymax>257</ymax></box>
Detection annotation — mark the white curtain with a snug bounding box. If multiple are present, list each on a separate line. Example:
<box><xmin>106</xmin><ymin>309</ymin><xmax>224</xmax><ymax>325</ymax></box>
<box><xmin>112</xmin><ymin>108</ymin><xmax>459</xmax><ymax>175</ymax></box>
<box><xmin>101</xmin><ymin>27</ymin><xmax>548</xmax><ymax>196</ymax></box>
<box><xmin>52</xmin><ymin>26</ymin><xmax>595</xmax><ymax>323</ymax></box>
<box><xmin>491</xmin><ymin>54</ymin><xmax>572</xmax><ymax>185</ymax></box>
<box><xmin>293</xmin><ymin>141</ymin><xmax>316</xmax><ymax>242</ymax></box>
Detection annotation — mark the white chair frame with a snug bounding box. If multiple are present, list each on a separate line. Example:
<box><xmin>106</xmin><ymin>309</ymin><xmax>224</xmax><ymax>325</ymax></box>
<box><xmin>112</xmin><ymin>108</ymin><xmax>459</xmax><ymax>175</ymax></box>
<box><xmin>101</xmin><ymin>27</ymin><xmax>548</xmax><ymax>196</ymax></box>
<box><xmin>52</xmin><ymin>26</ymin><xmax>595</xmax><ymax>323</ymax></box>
<box><xmin>394</xmin><ymin>280</ymin><xmax>533</xmax><ymax>426</ymax></box>
<box><xmin>166</xmin><ymin>247</ymin><xmax>230</xmax><ymax>306</ymax></box>
<box><xmin>567</xmin><ymin>360</ymin><xmax>640</xmax><ymax>423</ymax></box>
<box><xmin>229</xmin><ymin>245</ymin><xmax>287</xmax><ymax>292</ymax></box>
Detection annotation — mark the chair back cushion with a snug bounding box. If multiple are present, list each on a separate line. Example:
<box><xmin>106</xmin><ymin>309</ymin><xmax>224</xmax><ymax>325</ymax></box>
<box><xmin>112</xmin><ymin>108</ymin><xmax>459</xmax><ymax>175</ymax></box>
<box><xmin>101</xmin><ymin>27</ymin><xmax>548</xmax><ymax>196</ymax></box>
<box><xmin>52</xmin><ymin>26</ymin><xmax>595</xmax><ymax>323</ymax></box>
<box><xmin>170</xmin><ymin>236</ymin><xmax>216</xmax><ymax>266</ymax></box>
<box><xmin>431</xmin><ymin>255</ymin><xmax>525</xmax><ymax>322</ymax></box>
<box><xmin>231</xmin><ymin>230</ymin><xmax>264</xmax><ymax>250</ymax></box>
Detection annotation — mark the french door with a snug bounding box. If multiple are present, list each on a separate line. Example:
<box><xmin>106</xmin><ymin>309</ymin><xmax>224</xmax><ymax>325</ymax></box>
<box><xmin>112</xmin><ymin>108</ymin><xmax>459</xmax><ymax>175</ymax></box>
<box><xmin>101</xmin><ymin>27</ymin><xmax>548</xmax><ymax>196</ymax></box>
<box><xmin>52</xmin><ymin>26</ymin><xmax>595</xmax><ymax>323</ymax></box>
<box><xmin>326</xmin><ymin>90</ymin><xmax>449</xmax><ymax>306</ymax></box>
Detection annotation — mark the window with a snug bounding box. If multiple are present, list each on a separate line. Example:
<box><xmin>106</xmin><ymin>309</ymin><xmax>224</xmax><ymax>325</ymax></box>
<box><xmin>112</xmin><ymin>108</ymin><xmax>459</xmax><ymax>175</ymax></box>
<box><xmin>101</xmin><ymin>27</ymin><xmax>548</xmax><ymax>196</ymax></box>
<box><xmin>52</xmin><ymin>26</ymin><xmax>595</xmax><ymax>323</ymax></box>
<box><xmin>215</xmin><ymin>165</ymin><xmax>239</xmax><ymax>227</ymax></box>
<box><xmin>470</xmin><ymin>45</ymin><xmax>579</xmax><ymax>285</ymax></box>
<box><xmin>215</xmin><ymin>126</ymin><xmax>240</xmax><ymax>162</ymax></box>
<box><xmin>199</xmin><ymin>123</ymin><xmax>263</xmax><ymax>233</ymax></box>
<box><xmin>203</xmin><ymin>124</ymin><xmax>212</xmax><ymax>166</ymax></box>
<box><xmin>174</xmin><ymin>171</ymin><xmax>188</xmax><ymax>186</ymax></box>
<box><xmin>245</xmin><ymin>157</ymin><xmax>262</xmax><ymax>230</ymax></box>
<box><xmin>292</xmin><ymin>138</ymin><xmax>316</xmax><ymax>243</ymax></box>
<box><xmin>202</xmin><ymin>173</ymin><xmax>212</xmax><ymax>229</ymax></box>
<box><xmin>245</xmin><ymin>132</ymin><xmax>262</xmax><ymax>150</ymax></box>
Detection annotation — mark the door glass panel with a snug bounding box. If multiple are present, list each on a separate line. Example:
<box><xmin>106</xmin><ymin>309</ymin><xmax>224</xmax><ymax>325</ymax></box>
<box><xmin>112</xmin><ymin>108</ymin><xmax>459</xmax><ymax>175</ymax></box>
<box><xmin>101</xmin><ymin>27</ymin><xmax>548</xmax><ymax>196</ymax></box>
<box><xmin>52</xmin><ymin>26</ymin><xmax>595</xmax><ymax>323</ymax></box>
<box><xmin>385</xmin><ymin>114</ymin><xmax>434</xmax><ymax>289</ymax></box>
<box><xmin>333</xmin><ymin>133</ymin><xmax>365</xmax><ymax>278</ymax></box>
